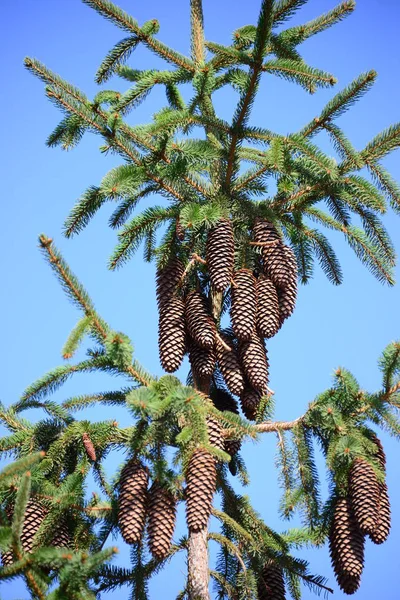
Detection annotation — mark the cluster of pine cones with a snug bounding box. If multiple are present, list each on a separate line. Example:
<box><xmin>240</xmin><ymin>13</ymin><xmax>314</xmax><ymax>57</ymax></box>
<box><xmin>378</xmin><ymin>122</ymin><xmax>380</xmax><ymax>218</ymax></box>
<box><xmin>329</xmin><ymin>435</ymin><xmax>391</xmax><ymax>594</ymax></box>
<box><xmin>118</xmin><ymin>459</ymin><xmax>176</xmax><ymax>559</ymax></box>
<box><xmin>157</xmin><ymin>218</ymin><xmax>297</xmax><ymax>420</ymax></box>
<box><xmin>119</xmin><ymin>419</ymin><xmax>224</xmax><ymax>555</ymax></box>
<box><xmin>1</xmin><ymin>499</ymin><xmax>71</xmax><ymax>566</ymax></box>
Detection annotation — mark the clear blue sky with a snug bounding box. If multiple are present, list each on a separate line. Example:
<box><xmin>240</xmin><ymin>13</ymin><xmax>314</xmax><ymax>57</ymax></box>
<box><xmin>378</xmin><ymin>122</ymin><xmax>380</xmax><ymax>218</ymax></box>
<box><xmin>1</xmin><ymin>0</ymin><xmax>400</xmax><ymax>598</ymax></box>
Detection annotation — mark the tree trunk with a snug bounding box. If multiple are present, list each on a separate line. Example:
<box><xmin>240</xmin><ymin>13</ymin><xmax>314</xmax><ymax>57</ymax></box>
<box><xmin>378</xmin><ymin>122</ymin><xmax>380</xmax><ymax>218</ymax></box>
<box><xmin>188</xmin><ymin>528</ymin><xmax>210</xmax><ymax>600</ymax></box>
<box><xmin>187</xmin><ymin>5</ymin><xmax>220</xmax><ymax>599</ymax></box>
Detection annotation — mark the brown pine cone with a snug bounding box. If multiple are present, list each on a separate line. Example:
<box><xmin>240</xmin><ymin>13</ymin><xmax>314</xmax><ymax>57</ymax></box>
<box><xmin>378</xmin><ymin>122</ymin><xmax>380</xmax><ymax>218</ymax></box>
<box><xmin>185</xmin><ymin>291</ymin><xmax>216</xmax><ymax>350</ymax></box>
<box><xmin>256</xmin><ymin>275</ymin><xmax>281</xmax><ymax>338</ymax></box>
<box><xmin>188</xmin><ymin>340</ymin><xmax>216</xmax><ymax>380</ymax></box>
<box><xmin>212</xmin><ymin>388</ymin><xmax>239</xmax><ymax>414</ymax></box>
<box><xmin>369</xmin><ymin>481</ymin><xmax>391</xmax><ymax>545</ymax></box>
<box><xmin>156</xmin><ymin>259</ymin><xmax>184</xmax><ymax>310</ymax></box>
<box><xmin>253</xmin><ymin>219</ymin><xmax>290</xmax><ymax>288</ymax></box>
<box><xmin>148</xmin><ymin>482</ymin><xmax>176</xmax><ymax>560</ymax></box>
<box><xmin>239</xmin><ymin>333</ymin><xmax>269</xmax><ymax>393</ymax></box>
<box><xmin>329</xmin><ymin>497</ymin><xmax>365</xmax><ymax>595</ymax></box>
<box><xmin>212</xmin><ymin>389</ymin><xmax>241</xmax><ymax>458</ymax></box>
<box><xmin>257</xmin><ymin>560</ymin><xmax>286</xmax><ymax>600</ymax></box>
<box><xmin>52</xmin><ymin>518</ymin><xmax>71</xmax><ymax>548</ymax></box>
<box><xmin>207</xmin><ymin>416</ymin><xmax>224</xmax><ymax>452</ymax></box>
<box><xmin>371</xmin><ymin>433</ymin><xmax>386</xmax><ymax>471</ymax></box>
<box><xmin>158</xmin><ymin>296</ymin><xmax>186</xmax><ymax>372</ymax></box>
<box><xmin>240</xmin><ymin>385</ymin><xmax>262</xmax><ymax>421</ymax></box>
<box><xmin>206</xmin><ymin>219</ymin><xmax>235</xmax><ymax>292</ymax></box>
<box><xmin>231</xmin><ymin>269</ymin><xmax>257</xmax><ymax>341</ymax></box>
<box><xmin>176</xmin><ymin>219</ymin><xmax>185</xmax><ymax>241</ymax></box>
<box><xmin>215</xmin><ymin>334</ymin><xmax>245</xmax><ymax>396</ymax></box>
<box><xmin>118</xmin><ymin>460</ymin><xmax>149</xmax><ymax>545</ymax></box>
<box><xmin>186</xmin><ymin>449</ymin><xmax>216</xmax><ymax>532</ymax></box>
<box><xmin>82</xmin><ymin>432</ymin><xmax>96</xmax><ymax>462</ymax></box>
<box><xmin>348</xmin><ymin>458</ymin><xmax>380</xmax><ymax>535</ymax></box>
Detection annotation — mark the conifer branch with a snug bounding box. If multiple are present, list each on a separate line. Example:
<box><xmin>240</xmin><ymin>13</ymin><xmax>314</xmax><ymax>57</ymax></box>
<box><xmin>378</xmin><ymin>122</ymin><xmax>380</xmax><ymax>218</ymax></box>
<box><xmin>38</xmin><ymin>235</ymin><xmax>108</xmax><ymax>340</ymax></box>
<box><xmin>82</xmin><ymin>0</ymin><xmax>195</xmax><ymax>72</ymax></box>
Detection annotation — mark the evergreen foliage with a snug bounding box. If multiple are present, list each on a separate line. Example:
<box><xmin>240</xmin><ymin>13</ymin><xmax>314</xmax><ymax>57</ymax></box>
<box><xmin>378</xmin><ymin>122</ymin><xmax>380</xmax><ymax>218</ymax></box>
<box><xmin>3</xmin><ymin>0</ymin><xmax>400</xmax><ymax>598</ymax></box>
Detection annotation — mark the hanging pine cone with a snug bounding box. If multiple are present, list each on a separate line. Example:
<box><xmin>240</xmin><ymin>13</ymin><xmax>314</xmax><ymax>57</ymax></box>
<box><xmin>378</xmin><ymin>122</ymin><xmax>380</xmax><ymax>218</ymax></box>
<box><xmin>52</xmin><ymin>518</ymin><xmax>71</xmax><ymax>548</ymax></box>
<box><xmin>185</xmin><ymin>291</ymin><xmax>216</xmax><ymax>350</ymax></box>
<box><xmin>206</xmin><ymin>219</ymin><xmax>235</xmax><ymax>292</ymax></box>
<box><xmin>256</xmin><ymin>275</ymin><xmax>281</xmax><ymax>338</ymax></box>
<box><xmin>253</xmin><ymin>219</ymin><xmax>290</xmax><ymax>288</ymax></box>
<box><xmin>212</xmin><ymin>389</ymin><xmax>241</xmax><ymax>458</ymax></box>
<box><xmin>215</xmin><ymin>334</ymin><xmax>245</xmax><ymax>396</ymax></box>
<box><xmin>0</xmin><ymin>550</ymin><xmax>13</xmax><ymax>567</ymax></box>
<box><xmin>188</xmin><ymin>340</ymin><xmax>215</xmax><ymax>380</ymax></box>
<box><xmin>118</xmin><ymin>459</ymin><xmax>149</xmax><ymax>545</ymax></box>
<box><xmin>156</xmin><ymin>259</ymin><xmax>184</xmax><ymax>310</ymax></box>
<box><xmin>277</xmin><ymin>245</ymin><xmax>297</xmax><ymax>321</ymax></box>
<box><xmin>329</xmin><ymin>497</ymin><xmax>365</xmax><ymax>595</ymax></box>
<box><xmin>369</xmin><ymin>481</ymin><xmax>391</xmax><ymax>545</ymax></box>
<box><xmin>367</xmin><ymin>433</ymin><xmax>391</xmax><ymax>544</ymax></box>
<box><xmin>239</xmin><ymin>333</ymin><xmax>269</xmax><ymax>393</ymax></box>
<box><xmin>240</xmin><ymin>385</ymin><xmax>262</xmax><ymax>421</ymax></box>
<box><xmin>82</xmin><ymin>432</ymin><xmax>96</xmax><ymax>462</ymax></box>
<box><xmin>186</xmin><ymin>449</ymin><xmax>216</xmax><ymax>532</ymax></box>
<box><xmin>207</xmin><ymin>416</ymin><xmax>224</xmax><ymax>452</ymax></box>
<box><xmin>348</xmin><ymin>458</ymin><xmax>380</xmax><ymax>535</ymax></box>
<box><xmin>175</xmin><ymin>219</ymin><xmax>185</xmax><ymax>241</ymax></box>
<box><xmin>0</xmin><ymin>505</ymin><xmax>13</xmax><ymax>566</ymax></box>
<box><xmin>231</xmin><ymin>269</ymin><xmax>257</xmax><ymax>341</ymax></box>
<box><xmin>257</xmin><ymin>560</ymin><xmax>286</xmax><ymax>600</ymax></box>
<box><xmin>213</xmin><ymin>388</ymin><xmax>239</xmax><ymax>414</ymax></box>
<box><xmin>148</xmin><ymin>482</ymin><xmax>177</xmax><ymax>560</ymax></box>
<box><xmin>158</xmin><ymin>296</ymin><xmax>186</xmax><ymax>372</ymax></box>
<box><xmin>371</xmin><ymin>433</ymin><xmax>386</xmax><ymax>470</ymax></box>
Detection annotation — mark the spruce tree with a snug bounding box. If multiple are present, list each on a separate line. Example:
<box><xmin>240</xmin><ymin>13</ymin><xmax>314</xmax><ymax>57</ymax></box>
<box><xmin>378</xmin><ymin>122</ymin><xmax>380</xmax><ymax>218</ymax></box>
<box><xmin>1</xmin><ymin>0</ymin><xmax>400</xmax><ymax>598</ymax></box>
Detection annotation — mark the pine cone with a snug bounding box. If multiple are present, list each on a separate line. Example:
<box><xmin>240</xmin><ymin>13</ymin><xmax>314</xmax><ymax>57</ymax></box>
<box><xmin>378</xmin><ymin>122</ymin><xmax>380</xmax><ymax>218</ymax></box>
<box><xmin>369</xmin><ymin>481</ymin><xmax>391</xmax><ymax>545</ymax></box>
<box><xmin>231</xmin><ymin>269</ymin><xmax>257</xmax><ymax>341</ymax></box>
<box><xmin>253</xmin><ymin>219</ymin><xmax>290</xmax><ymax>288</ymax></box>
<box><xmin>1</xmin><ymin>505</ymin><xmax>13</xmax><ymax>566</ymax></box>
<box><xmin>215</xmin><ymin>334</ymin><xmax>245</xmax><ymax>396</ymax></box>
<box><xmin>207</xmin><ymin>416</ymin><xmax>224</xmax><ymax>452</ymax></box>
<box><xmin>148</xmin><ymin>482</ymin><xmax>177</xmax><ymax>560</ymax></box>
<box><xmin>158</xmin><ymin>297</ymin><xmax>186</xmax><ymax>372</ymax></box>
<box><xmin>52</xmin><ymin>518</ymin><xmax>71</xmax><ymax>548</ymax></box>
<box><xmin>256</xmin><ymin>275</ymin><xmax>281</xmax><ymax>338</ymax></box>
<box><xmin>186</xmin><ymin>449</ymin><xmax>216</xmax><ymax>532</ymax></box>
<box><xmin>82</xmin><ymin>432</ymin><xmax>96</xmax><ymax>462</ymax></box>
<box><xmin>118</xmin><ymin>460</ymin><xmax>149</xmax><ymax>545</ymax></box>
<box><xmin>188</xmin><ymin>340</ymin><xmax>215</xmax><ymax>380</ymax></box>
<box><xmin>156</xmin><ymin>259</ymin><xmax>184</xmax><ymax>310</ymax></box>
<box><xmin>206</xmin><ymin>219</ymin><xmax>235</xmax><ymax>292</ymax></box>
<box><xmin>258</xmin><ymin>560</ymin><xmax>286</xmax><ymax>600</ymax></box>
<box><xmin>212</xmin><ymin>388</ymin><xmax>239</xmax><ymax>414</ymax></box>
<box><xmin>176</xmin><ymin>219</ymin><xmax>185</xmax><ymax>241</ymax></box>
<box><xmin>363</xmin><ymin>434</ymin><xmax>391</xmax><ymax>545</ymax></box>
<box><xmin>239</xmin><ymin>333</ymin><xmax>269</xmax><ymax>393</ymax></box>
<box><xmin>348</xmin><ymin>458</ymin><xmax>380</xmax><ymax>535</ymax></box>
<box><xmin>371</xmin><ymin>433</ymin><xmax>386</xmax><ymax>471</ymax></box>
<box><xmin>185</xmin><ymin>291</ymin><xmax>216</xmax><ymax>350</ymax></box>
<box><xmin>212</xmin><ymin>389</ymin><xmax>241</xmax><ymax>458</ymax></box>
<box><xmin>329</xmin><ymin>497</ymin><xmax>365</xmax><ymax>595</ymax></box>
<box><xmin>240</xmin><ymin>385</ymin><xmax>262</xmax><ymax>421</ymax></box>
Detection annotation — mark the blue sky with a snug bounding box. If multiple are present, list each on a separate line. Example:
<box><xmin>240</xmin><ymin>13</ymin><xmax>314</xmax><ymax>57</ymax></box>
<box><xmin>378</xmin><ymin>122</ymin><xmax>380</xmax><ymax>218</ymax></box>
<box><xmin>1</xmin><ymin>0</ymin><xmax>400</xmax><ymax>598</ymax></box>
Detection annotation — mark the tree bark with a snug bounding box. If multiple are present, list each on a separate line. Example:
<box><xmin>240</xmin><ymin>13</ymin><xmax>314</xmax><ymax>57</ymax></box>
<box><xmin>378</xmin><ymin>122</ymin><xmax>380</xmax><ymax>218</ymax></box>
<box><xmin>186</xmin><ymin>6</ymin><xmax>217</xmax><ymax>599</ymax></box>
<box><xmin>188</xmin><ymin>528</ymin><xmax>210</xmax><ymax>600</ymax></box>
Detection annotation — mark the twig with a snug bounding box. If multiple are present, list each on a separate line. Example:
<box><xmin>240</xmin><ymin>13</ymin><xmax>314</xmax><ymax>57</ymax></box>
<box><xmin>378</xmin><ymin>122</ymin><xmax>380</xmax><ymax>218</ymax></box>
<box><xmin>249</xmin><ymin>240</ymin><xmax>282</xmax><ymax>248</ymax></box>
<box><xmin>216</xmin><ymin>333</ymin><xmax>232</xmax><ymax>352</ymax></box>
<box><xmin>254</xmin><ymin>416</ymin><xmax>304</xmax><ymax>433</ymax></box>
